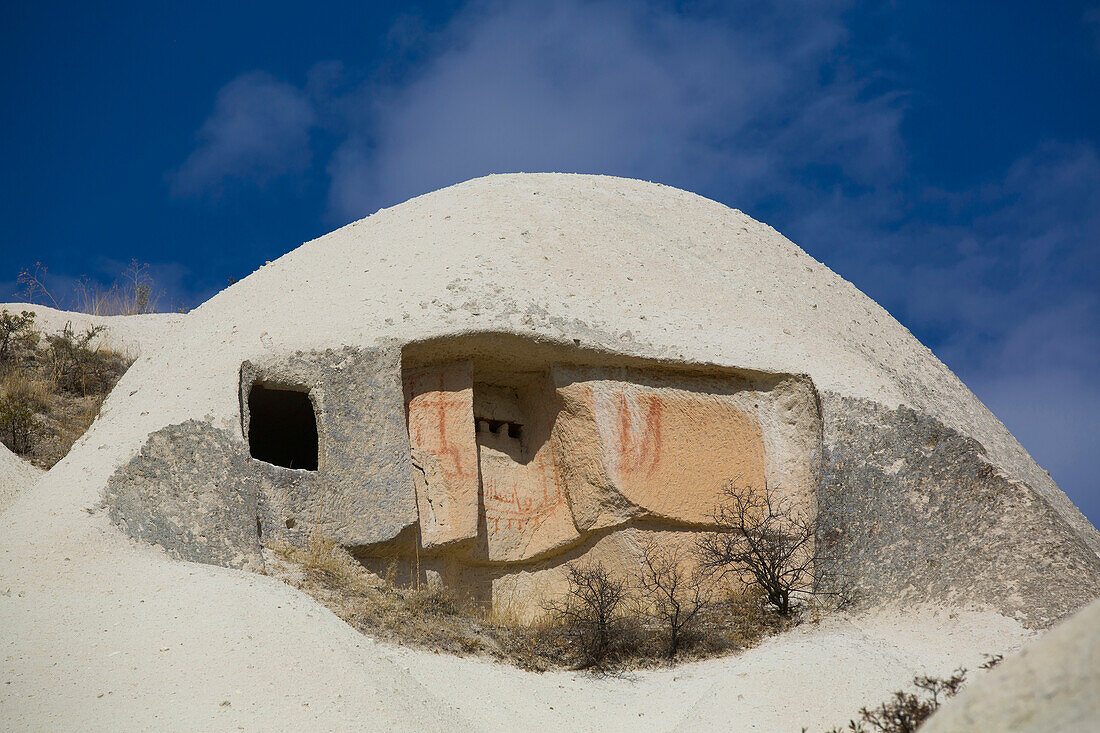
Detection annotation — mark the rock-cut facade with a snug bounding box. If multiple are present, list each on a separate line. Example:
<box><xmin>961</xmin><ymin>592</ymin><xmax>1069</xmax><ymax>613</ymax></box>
<box><xmin>99</xmin><ymin>174</ymin><xmax>1100</xmax><ymax>626</ymax></box>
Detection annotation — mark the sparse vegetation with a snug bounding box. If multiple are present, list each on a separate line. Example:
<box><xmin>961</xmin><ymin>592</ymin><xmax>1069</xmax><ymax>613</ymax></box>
<box><xmin>263</xmin><ymin>534</ymin><xmax>512</xmax><ymax>659</ymax></box>
<box><xmin>543</xmin><ymin>561</ymin><xmax>633</xmax><ymax>668</ymax></box>
<box><xmin>0</xmin><ymin>259</ymin><xmax>171</xmax><ymax>463</ymax></box>
<box><xmin>698</xmin><ymin>479</ymin><xmax>822</xmax><ymax>616</ymax></box>
<box><xmin>264</xmin><ymin>526</ymin><xmax>797</xmax><ymax>672</ymax></box>
<box><xmin>258</xmin><ymin>477</ymin><xmax>837</xmax><ymax>670</ymax></box>
<box><xmin>0</xmin><ymin>387</ymin><xmax>40</xmax><ymax>455</ymax></box>
<box><xmin>845</xmin><ymin>671</ymin><xmax>966</xmax><ymax>733</ymax></box>
<box><xmin>637</xmin><ymin>538</ymin><xmax>712</xmax><ymax>658</ymax></box>
<box><xmin>0</xmin><ymin>309</ymin><xmax>131</xmax><ymax>466</ymax></box>
<box><xmin>824</xmin><ymin>655</ymin><xmax>1003</xmax><ymax>732</ymax></box>
<box><xmin>46</xmin><ymin>323</ymin><xmax>125</xmax><ymax>396</ymax></box>
<box><xmin>19</xmin><ymin>260</ymin><xmax>168</xmax><ymax>316</ymax></box>
<box><xmin>0</xmin><ymin>310</ymin><xmax>38</xmax><ymax>362</ymax></box>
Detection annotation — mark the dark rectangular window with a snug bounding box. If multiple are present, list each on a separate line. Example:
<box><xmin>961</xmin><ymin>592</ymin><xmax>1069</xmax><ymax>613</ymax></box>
<box><xmin>247</xmin><ymin>384</ymin><xmax>318</xmax><ymax>470</ymax></box>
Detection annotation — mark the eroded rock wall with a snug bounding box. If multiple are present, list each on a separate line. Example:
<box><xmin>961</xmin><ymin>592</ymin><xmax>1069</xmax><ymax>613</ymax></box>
<box><xmin>100</xmin><ymin>336</ymin><xmax>820</xmax><ymax>621</ymax></box>
<box><xmin>242</xmin><ymin>346</ymin><xmax>417</xmax><ymax>546</ymax></box>
<box><xmin>817</xmin><ymin>393</ymin><xmax>1100</xmax><ymax>627</ymax></box>
<box><xmin>372</xmin><ymin>349</ymin><xmax>822</xmax><ymax>614</ymax></box>
<box><xmin>103</xmin><ymin>420</ymin><xmax>304</xmax><ymax>571</ymax></box>
<box><xmin>100</xmin><ymin>336</ymin><xmax>1099</xmax><ymax>628</ymax></box>
<box><xmin>404</xmin><ymin>361</ymin><xmax>480</xmax><ymax>550</ymax></box>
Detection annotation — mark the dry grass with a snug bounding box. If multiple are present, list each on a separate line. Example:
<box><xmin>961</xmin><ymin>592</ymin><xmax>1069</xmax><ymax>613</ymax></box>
<box><xmin>676</xmin><ymin>583</ymin><xmax>792</xmax><ymax>661</ymax></box>
<box><xmin>264</xmin><ymin>532</ymin><xmax>797</xmax><ymax>672</ymax></box>
<box><xmin>0</xmin><ymin>312</ymin><xmax>132</xmax><ymax>467</ymax></box>
<box><xmin>263</xmin><ymin>535</ymin><xmax>499</xmax><ymax>657</ymax></box>
<box><xmin>19</xmin><ymin>260</ymin><xmax>169</xmax><ymax>316</ymax></box>
<box><xmin>73</xmin><ymin>261</ymin><xmax>162</xmax><ymax>316</ymax></box>
<box><xmin>1</xmin><ymin>369</ymin><xmax>52</xmax><ymax>412</ymax></box>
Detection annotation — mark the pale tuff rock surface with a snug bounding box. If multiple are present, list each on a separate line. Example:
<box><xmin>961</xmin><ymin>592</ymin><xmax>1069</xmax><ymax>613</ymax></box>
<box><xmin>404</xmin><ymin>360</ymin><xmax>481</xmax><ymax>549</ymax></box>
<box><xmin>1</xmin><ymin>174</ymin><xmax>1098</xmax><ymax>729</ymax></box>
<box><xmin>925</xmin><ymin>596</ymin><xmax>1100</xmax><ymax>733</ymax></box>
<box><xmin>0</xmin><ymin>443</ymin><xmax>41</xmax><ymax>515</ymax></box>
<box><xmin>0</xmin><ymin>302</ymin><xmax>184</xmax><ymax>360</ymax></box>
<box><xmin>818</xmin><ymin>395</ymin><xmax>1100</xmax><ymax>627</ymax></box>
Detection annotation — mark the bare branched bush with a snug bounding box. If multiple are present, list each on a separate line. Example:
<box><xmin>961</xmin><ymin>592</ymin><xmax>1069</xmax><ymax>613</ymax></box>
<box><xmin>544</xmin><ymin>561</ymin><xmax>630</xmax><ymax>668</ymax></box>
<box><xmin>826</xmin><ymin>669</ymin><xmax>968</xmax><ymax>733</ymax></box>
<box><xmin>17</xmin><ymin>263</ymin><xmax>61</xmax><ymax>310</ymax></box>
<box><xmin>266</xmin><ymin>531</ymin><xmax>794</xmax><ymax>670</ymax></box>
<box><xmin>19</xmin><ymin>260</ymin><xmax>168</xmax><ymax>315</ymax></box>
<box><xmin>0</xmin><ymin>310</ymin><xmax>39</xmax><ymax>363</ymax></box>
<box><xmin>637</xmin><ymin>538</ymin><xmax>711</xmax><ymax>658</ymax></box>
<box><xmin>45</xmin><ymin>323</ymin><xmax>124</xmax><ymax>396</ymax></box>
<box><xmin>697</xmin><ymin>480</ymin><xmax>818</xmax><ymax>616</ymax></box>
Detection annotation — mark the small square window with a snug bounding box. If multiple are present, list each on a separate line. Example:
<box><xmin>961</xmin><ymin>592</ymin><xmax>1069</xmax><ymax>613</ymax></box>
<box><xmin>247</xmin><ymin>383</ymin><xmax>318</xmax><ymax>470</ymax></box>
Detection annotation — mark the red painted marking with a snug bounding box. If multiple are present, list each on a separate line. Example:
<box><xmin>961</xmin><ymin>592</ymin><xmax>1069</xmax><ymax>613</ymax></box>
<box><xmin>483</xmin><ymin>449</ymin><xmax>566</xmax><ymax>534</ymax></box>
<box><xmin>641</xmin><ymin>393</ymin><xmax>663</xmax><ymax>477</ymax></box>
<box><xmin>406</xmin><ymin>370</ymin><xmax>472</xmax><ymax>483</ymax></box>
<box><xmin>612</xmin><ymin>389</ymin><xmax>663</xmax><ymax>475</ymax></box>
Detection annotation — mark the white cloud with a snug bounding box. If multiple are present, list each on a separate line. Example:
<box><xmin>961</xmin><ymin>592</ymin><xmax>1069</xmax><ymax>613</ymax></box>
<box><xmin>169</xmin><ymin>0</ymin><xmax>1100</xmax><ymax>522</ymax></box>
<box><xmin>171</xmin><ymin>72</ymin><xmax>317</xmax><ymax>197</ymax></box>
<box><xmin>799</xmin><ymin>142</ymin><xmax>1100</xmax><ymax>521</ymax></box>
<box><xmin>325</xmin><ymin>0</ymin><xmax>902</xmax><ymax>222</ymax></box>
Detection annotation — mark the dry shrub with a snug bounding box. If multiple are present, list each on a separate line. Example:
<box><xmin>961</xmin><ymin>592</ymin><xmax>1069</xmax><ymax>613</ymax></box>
<box><xmin>826</xmin><ymin>669</ymin><xmax>967</xmax><ymax>733</ymax></box>
<box><xmin>19</xmin><ymin>260</ymin><xmax>165</xmax><ymax>316</ymax></box>
<box><xmin>542</xmin><ymin>561</ymin><xmax>640</xmax><ymax>669</ymax></box>
<box><xmin>266</xmin><ymin>531</ymin><xmax>801</xmax><ymax>671</ymax></box>
<box><xmin>698</xmin><ymin>479</ymin><xmax>820</xmax><ymax>616</ymax></box>
<box><xmin>637</xmin><ymin>538</ymin><xmax>712</xmax><ymax>658</ymax></box>
<box><xmin>0</xmin><ymin>390</ymin><xmax>39</xmax><ymax>455</ymax></box>
<box><xmin>30</xmin><ymin>392</ymin><xmax>111</xmax><ymax>469</ymax></box>
<box><xmin>679</xmin><ymin>581</ymin><xmax>789</xmax><ymax>661</ymax></box>
<box><xmin>264</xmin><ymin>534</ymin><xmax>489</xmax><ymax>657</ymax></box>
<box><xmin>46</xmin><ymin>323</ymin><xmax>128</xmax><ymax>396</ymax></box>
<box><xmin>0</xmin><ymin>310</ymin><xmax>39</xmax><ymax>363</ymax></box>
<box><xmin>75</xmin><ymin>261</ymin><xmax>161</xmax><ymax>316</ymax></box>
<box><xmin>0</xmin><ymin>306</ymin><xmax>133</xmax><ymax>467</ymax></box>
<box><xmin>824</xmin><ymin>660</ymin><xmax>1005</xmax><ymax>733</ymax></box>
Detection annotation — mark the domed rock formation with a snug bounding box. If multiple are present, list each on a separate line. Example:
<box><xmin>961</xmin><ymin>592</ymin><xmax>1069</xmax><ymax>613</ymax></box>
<box><xmin>4</xmin><ymin>173</ymin><xmax>1099</xmax><ymax>729</ymax></box>
<box><xmin>64</xmin><ymin>173</ymin><xmax>1096</xmax><ymax>625</ymax></box>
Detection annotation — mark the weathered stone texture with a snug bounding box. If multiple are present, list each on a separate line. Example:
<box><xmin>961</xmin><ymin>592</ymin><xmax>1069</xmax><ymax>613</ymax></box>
<box><xmin>348</xmin><ymin>355</ymin><xmax>825</xmax><ymax>620</ymax></box>
<box><xmin>104</xmin><ymin>346</ymin><xmax>421</xmax><ymax>575</ymax></box>
<box><xmin>243</xmin><ymin>346</ymin><xmax>417</xmax><ymax>546</ymax></box>
<box><xmin>386</xmin><ymin>358</ymin><xmax>817</xmax><ymax>573</ymax></box>
<box><xmin>104</xmin><ymin>420</ymin><xmax>293</xmax><ymax>571</ymax></box>
<box><xmin>477</xmin><ymin>372</ymin><xmax>579</xmax><ymax>562</ymax></box>
<box><xmin>818</xmin><ymin>392</ymin><xmax>1100</xmax><ymax>627</ymax></box>
<box><xmin>554</xmin><ymin>373</ymin><xmax>766</xmax><ymax>528</ymax></box>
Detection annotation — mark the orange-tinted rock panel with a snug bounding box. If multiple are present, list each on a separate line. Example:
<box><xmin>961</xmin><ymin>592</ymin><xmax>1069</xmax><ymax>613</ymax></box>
<box><xmin>404</xmin><ymin>362</ymin><xmax>479</xmax><ymax>548</ymax></box>
<box><xmin>556</xmin><ymin>374</ymin><xmax>766</xmax><ymax>527</ymax></box>
<box><xmin>476</xmin><ymin>375</ymin><xmax>579</xmax><ymax>562</ymax></box>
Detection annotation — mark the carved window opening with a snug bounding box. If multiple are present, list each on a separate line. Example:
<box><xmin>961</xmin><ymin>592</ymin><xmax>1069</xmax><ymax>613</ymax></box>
<box><xmin>476</xmin><ymin>419</ymin><xmax>523</xmax><ymax>442</ymax></box>
<box><xmin>246</xmin><ymin>383</ymin><xmax>318</xmax><ymax>471</ymax></box>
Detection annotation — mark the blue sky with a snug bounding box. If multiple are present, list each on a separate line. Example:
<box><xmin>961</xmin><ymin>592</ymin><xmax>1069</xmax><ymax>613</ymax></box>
<box><xmin>2</xmin><ymin>1</ymin><xmax>1098</xmax><ymax>524</ymax></box>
